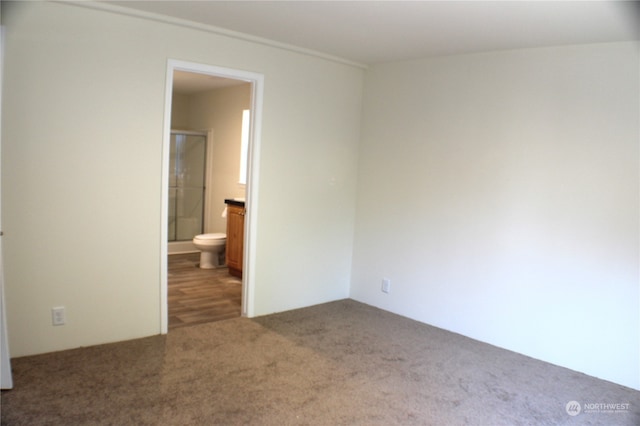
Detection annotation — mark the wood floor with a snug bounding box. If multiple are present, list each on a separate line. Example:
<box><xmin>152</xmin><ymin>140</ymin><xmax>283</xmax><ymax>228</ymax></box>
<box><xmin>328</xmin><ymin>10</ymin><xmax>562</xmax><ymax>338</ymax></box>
<box><xmin>168</xmin><ymin>253</ymin><xmax>242</xmax><ymax>329</ymax></box>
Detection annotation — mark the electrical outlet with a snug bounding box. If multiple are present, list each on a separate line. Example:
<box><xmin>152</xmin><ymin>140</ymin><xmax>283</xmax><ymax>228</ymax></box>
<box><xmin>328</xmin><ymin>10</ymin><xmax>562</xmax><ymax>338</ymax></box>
<box><xmin>381</xmin><ymin>278</ymin><xmax>391</xmax><ymax>294</ymax></box>
<box><xmin>52</xmin><ymin>307</ymin><xmax>66</xmax><ymax>326</ymax></box>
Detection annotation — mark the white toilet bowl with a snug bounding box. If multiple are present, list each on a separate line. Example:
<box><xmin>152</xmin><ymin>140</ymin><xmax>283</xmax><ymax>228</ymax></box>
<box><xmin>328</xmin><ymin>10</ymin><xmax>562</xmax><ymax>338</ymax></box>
<box><xmin>192</xmin><ymin>233</ymin><xmax>226</xmax><ymax>269</ymax></box>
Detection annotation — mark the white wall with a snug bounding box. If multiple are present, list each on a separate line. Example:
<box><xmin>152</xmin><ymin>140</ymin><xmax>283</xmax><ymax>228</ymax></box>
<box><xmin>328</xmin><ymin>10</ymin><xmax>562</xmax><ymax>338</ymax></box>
<box><xmin>351</xmin><ymin>42</ymin><xmax>640</xmax><ymax>390</ymax></box>
<box><xmin>2</xmin><ymin>1</ymin><xmax>363</xmax><ymax>356</ymax></box>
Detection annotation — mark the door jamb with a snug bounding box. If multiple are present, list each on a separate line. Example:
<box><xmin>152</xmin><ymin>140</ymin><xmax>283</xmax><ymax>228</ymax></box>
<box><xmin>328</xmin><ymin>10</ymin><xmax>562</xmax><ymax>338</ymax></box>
<box><xmin>160</xmin><ymin>59</ymin><xmax>264</xmax><ymax>333</ymax></box>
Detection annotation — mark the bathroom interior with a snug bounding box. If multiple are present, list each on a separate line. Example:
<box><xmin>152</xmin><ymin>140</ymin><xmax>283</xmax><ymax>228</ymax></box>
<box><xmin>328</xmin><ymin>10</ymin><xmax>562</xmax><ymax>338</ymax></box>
<box><xmin>167</xmin><ymin>70</ymin><xmax>251</xmax><ymax>329</ymax></box>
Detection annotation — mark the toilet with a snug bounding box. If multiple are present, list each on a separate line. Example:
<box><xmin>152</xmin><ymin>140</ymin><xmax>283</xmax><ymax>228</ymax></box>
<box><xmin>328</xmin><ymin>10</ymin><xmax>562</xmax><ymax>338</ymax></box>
<box><xmin>192</xmin><ymin>233</ymin><xmax>226</xmax><ymax>269</ymax></box>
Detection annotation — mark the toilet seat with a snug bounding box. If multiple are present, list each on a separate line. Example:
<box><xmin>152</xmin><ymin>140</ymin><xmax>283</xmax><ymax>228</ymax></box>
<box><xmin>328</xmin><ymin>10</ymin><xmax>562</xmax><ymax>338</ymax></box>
<box><xmin>194</xmin><ymin>233</ymin><xmax>226</xmax><ymax>241</ymax></box>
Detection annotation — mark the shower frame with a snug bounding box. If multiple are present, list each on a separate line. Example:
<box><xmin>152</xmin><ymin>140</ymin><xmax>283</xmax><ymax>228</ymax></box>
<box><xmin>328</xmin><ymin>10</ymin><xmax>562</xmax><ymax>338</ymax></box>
<box><xmin>168</xmin><ymin>129</ymin><xmax>208</xmax><ymax>248</ymax></box>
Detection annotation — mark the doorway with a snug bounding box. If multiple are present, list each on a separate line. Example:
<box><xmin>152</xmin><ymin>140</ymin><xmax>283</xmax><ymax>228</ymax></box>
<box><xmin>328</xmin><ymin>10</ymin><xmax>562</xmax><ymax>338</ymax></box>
<box><xmin>160</xmin><ymin>60</ymin><xmax>264</xmax><ymax>333</ymax></box>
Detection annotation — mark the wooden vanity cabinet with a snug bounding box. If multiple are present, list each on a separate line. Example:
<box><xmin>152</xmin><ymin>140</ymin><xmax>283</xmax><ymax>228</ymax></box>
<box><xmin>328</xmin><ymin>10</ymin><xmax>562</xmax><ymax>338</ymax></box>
<box><xmin>226</xmin><ymin>203</ymin><xmax>245</xmax><ymax>278</ymax></box>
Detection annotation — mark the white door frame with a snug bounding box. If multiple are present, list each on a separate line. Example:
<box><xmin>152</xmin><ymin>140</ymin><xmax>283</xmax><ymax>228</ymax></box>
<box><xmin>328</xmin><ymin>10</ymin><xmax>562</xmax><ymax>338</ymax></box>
<box><xmin>0</xmin><ymin>25</ymin><xmax>13</xmax><ymax>389</ymax></box>
<box><xmin>160</xmin><ymin>59</ymin><xmax>264</xmax><ymax>333</ymax></box>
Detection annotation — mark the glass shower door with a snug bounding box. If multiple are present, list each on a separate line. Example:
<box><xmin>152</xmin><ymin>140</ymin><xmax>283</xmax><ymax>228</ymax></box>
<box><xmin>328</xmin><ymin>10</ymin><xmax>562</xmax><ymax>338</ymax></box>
<box><xmin>168</xmin><ymin>132</ymin><xmax>206</xmax><ymax>242</ymax></box>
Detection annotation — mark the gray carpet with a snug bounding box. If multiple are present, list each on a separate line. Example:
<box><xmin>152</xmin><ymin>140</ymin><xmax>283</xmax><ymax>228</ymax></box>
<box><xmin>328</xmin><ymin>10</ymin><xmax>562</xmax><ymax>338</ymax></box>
<box><xmin>1</xmin><ymin>300</ymin><xmax>638</xmax><ymax>425</ymax></box>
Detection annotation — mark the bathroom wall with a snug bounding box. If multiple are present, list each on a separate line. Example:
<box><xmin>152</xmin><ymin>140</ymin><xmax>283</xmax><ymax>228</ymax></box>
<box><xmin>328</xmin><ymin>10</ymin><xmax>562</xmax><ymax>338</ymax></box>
<box><xmin>2</xmin><ymin>1</ymin><xmax>363</xmax><ymax>356</ymax></box>
<box><xmin>170</xmin><ymin>93</ymin><xmax>191</xmax><ymax>130</ymax></box>
<box><xmin>351</xmin><ymin>42</ymin><xmax>640</xmax><ymax>390</ymax></box>
<box><xmin>173</xmin><ymin>84</ymin><xmax>251</xmax><ymax>234</ymax></box>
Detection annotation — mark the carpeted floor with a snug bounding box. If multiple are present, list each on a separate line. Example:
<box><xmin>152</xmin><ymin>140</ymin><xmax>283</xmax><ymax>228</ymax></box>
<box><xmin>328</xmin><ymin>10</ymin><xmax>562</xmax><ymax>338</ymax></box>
<box><xmin>1</xmin><ymin>300</ymin><xmax>638</xmax><ymax>425</ymax></box>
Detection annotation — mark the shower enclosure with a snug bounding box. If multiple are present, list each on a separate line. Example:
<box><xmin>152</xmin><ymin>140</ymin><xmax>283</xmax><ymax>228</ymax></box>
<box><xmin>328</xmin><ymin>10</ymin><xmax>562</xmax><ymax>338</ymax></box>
<box><xmin>168</xmin><ymin>131</ymin><xmax>207</xmax><ymax>252</ymax></box>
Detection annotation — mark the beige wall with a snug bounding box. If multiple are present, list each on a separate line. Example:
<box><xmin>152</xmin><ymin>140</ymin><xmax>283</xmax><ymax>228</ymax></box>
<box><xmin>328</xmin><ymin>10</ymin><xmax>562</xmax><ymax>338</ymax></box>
<box><xmin>2</xmin><ymin>1</ymin><xmax>363</xmax><ymax>356</ymax></box>
<box><xmin>352</xmin><ymin>42</ymin><xmax>640</xmax><ymax>390</ymax></box>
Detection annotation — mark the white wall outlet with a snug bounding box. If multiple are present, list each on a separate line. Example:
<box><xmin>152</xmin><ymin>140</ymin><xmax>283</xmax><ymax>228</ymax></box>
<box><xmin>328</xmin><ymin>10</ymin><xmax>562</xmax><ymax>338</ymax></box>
<box><xmin>51</xmin><ymin>307</ymin><xmax>66</xmax><ymax>326</ymax></box>
<box><xmin>381</xmin><ymin>278</ymin><xmax>391</xmax><ymax>294</ymax></box>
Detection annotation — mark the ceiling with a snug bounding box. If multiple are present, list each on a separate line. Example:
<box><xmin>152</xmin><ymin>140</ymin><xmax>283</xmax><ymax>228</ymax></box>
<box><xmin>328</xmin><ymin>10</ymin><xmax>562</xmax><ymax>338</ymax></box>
<box><xmin>173</xmin><ymin>70</ymin><xmax>248</xmax><ymax>94</ymax></box>
<box><xmin>109</xmin><ymin>0</ymin><xmax>639</xmax><ymax>65</ymax></box>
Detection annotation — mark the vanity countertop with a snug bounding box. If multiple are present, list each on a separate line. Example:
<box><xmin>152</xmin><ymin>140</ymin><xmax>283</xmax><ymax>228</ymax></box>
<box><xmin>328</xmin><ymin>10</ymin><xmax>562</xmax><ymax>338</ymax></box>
<box><xmin>224</xmin><ymin>198</ymin><xmax>245</xmax><ymax>207</ymax></box>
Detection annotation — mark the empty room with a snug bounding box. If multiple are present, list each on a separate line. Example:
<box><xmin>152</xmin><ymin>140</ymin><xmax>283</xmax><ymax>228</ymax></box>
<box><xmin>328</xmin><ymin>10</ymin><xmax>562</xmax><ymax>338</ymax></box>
<box><xmin>1</xmin><ymin>1</ymin><xmax>639</xmax><ymax>424</ymax></box>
